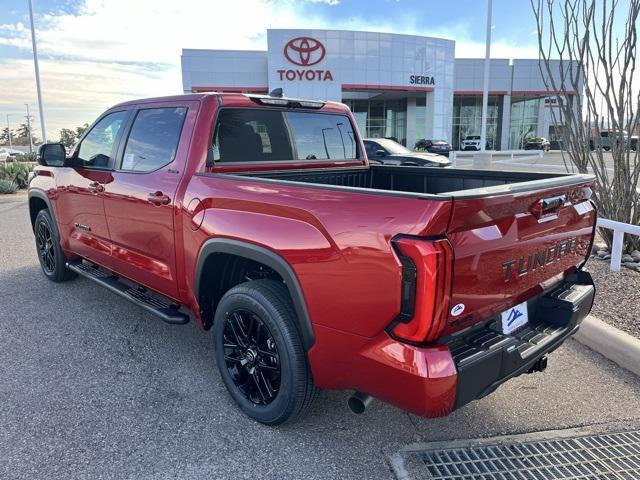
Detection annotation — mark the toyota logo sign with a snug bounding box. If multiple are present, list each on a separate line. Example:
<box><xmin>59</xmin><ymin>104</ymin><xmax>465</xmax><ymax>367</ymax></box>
<box><xmin>278</xmin><ymin>36</ymin><xmax>333</xmax><ymax>81</ymax></box>
<box><xmin>284</xmin><ymin>37</ymin><xmax>326</xmax><ymax>66</ymax></box>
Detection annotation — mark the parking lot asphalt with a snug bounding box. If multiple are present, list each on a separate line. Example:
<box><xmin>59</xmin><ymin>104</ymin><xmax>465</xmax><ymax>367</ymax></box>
<box><xmin>1</xmin><ymin>194</ymin><xmax>640</xmax><ymax>480</ymax></box>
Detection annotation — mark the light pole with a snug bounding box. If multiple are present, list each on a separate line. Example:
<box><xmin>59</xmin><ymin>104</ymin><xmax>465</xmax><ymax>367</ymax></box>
<box><xmin>25</xmin><ymin>104</ymin><xmax>34</xmax><ymax>153</ymax></box>
<box><xmin>28</xmin><ymin>0</ymin><xmax>47</xmax><ymax>144</ymax></box>
<box><xmin>6</xmin><ymin>114</ymin><xmax>12</xmax><ymax>152</ymax></box>
<box><xmin>479</xmin><ymin>0</ymin><xmax>493</xmax><ymax>152</ymax></box>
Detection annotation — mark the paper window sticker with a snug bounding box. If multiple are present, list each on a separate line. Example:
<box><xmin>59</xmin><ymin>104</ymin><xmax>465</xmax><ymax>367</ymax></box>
<box><xmin>123</xmin><ymin>153</ymin><xmax>135</xmax><ymax>169</ymax></box>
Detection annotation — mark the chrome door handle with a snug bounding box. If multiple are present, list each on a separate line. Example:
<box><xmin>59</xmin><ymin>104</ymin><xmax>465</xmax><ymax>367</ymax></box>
<box><xmin>147</xmin><ymin>191</ymin><xmax>171</xmax><ymax>206</ymax></box>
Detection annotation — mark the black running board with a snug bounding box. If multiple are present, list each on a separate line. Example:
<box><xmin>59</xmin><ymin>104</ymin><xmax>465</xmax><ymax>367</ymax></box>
<box><xmin>66</xmin><ymin>261</ymin><xmax>189</xmax><ymax>325</ymax></box>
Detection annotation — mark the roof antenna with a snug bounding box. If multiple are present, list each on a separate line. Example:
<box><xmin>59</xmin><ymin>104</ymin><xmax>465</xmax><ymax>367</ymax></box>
<box><xmin>269</xmin><ymin>88</ymin><xmax>283</xmax><ymax>98</ymax></box>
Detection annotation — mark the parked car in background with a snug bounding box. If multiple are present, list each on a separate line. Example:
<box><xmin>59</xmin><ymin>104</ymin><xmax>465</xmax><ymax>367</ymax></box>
<box><xmin>549</xmin><ymin>139</ymin><xmax>563</xmax><ymax>150</ymax></box>
<box><xmin>364</xmin><ymin>138</ymin><xmax>451</xmax><ymax>167</ymax></box>
<box><xmin>414</xmin><ymin>138</ymin><xmax>453</xmax><ymax>156</ymax></box>
<box><xmin>592</xmin><ymin>131</ymin><xmax>629</xmax><ymax>151</ymax></box>
<box><xmin>524</xmin><ymin>137</ymin><xmax>551</xmax><ymax>151</ymax></box>
<box><xmin>631</xmin><ymin>136</ymin><xmax>638</xmax><ymax>151</ymax></box>
<box><xmin>460</xmin><ymin>135</ymin><xmax>481</xmax><ymax>151</ymax></box>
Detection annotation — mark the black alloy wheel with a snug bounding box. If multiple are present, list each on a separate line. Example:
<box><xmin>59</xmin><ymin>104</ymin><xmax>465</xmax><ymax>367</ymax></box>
<box><xmin>36</xmin><ymin>220</ymin><xmax>55</xmax><ymax>274</ymax></box>
<box><xmin>33</xmin><ymin>209</ymin><xmax>77</xmax><ymax>282</ymax></box>
<box><xmin>222</xmin><ymin>309</ymin><xmax>281</xmax><ymax>406</ymax></box>
<box><xmin>213</xmin><ymin>279</ymin><xmax>319</xmax><ymax>425</ymax></box>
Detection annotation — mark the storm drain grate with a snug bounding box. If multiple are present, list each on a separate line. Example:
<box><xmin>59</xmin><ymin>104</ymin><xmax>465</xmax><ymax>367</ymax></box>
<box><xmin>392</xmin><ymin>430</ymin><xmax>640</xmax><ymax>480</ymax></box>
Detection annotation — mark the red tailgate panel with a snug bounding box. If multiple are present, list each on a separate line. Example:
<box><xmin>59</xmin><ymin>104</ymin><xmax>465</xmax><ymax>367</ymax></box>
<box><xmin>444</xmin><ymin>183</ymin><xmax>596</xmax><ymax>336</ymax></box>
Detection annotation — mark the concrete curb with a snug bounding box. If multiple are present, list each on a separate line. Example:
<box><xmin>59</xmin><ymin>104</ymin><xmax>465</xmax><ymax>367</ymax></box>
<box><xmin>574</xmin><ymin>315</ymin><xmax>640</xmax><ymax>377</ymax></box>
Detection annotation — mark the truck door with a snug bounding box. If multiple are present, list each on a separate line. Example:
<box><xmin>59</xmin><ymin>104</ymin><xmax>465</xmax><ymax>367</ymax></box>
<box><xmin>102</xmin><ymin>101</ymin><xmax>196</xmax><ymax>300</ymax></box>
<box><xmin>54</xmin><ymin>110</ymin><xmax>129</xmax><ymax>269</ymax></box>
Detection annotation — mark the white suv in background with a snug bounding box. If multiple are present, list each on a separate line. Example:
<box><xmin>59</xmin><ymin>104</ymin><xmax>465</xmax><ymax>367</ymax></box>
<box><xmin>461</xmin><ymin>135</ymin><xmax>481</xmax><ymax>151</ymax></box>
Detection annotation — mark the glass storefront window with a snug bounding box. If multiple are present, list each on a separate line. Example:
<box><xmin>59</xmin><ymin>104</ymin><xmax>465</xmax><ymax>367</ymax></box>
<box><xmin>343</xmin><ymin>99</ymin><xmax>407</xmax><ymax>145</ymax></box>
<box><xmin>350</xmin><ymin>101</ymin><xmax>368</xmax><ymax>139</ymax></box>
<box><xmin>451</xmin><ymin>95</ymin><xmax>502</xmax><ymax>150</ymax></box>
<box><xmin>508</xmin><ymin>97</ymin><xmax>539</xmax><ymax>149</ymax></box>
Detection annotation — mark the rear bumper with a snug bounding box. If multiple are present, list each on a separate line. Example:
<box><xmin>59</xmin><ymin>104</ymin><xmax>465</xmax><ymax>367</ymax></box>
<box><xmin>309</xmin><ymin>270</ymin><xmax>594</xmax><ymax>417</ymax></box>
<box><xmin>445</xmin><ymin>270</ymin><xmax>595</xmax><ymax>411</ymax></box>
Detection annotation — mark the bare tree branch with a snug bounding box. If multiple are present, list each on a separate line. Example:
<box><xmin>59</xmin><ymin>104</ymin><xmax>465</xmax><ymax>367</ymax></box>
<box><xmin>531</xmin><ymin>0</ymin><xmax>640</xmax><ymax>250</ymax></box>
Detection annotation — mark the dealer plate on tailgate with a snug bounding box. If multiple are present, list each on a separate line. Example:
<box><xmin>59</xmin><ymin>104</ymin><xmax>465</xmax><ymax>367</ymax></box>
<box><xmin>501</xmin><ymin>301</ymin><xmax>528</xmax><ymax>334</ymax></box>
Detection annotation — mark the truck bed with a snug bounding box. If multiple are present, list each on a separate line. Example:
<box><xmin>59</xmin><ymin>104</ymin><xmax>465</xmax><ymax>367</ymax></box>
<box><xmin>208</xmin><ymin>163</ymin><xmax>596</xmax><ymax>339</ymax></box>
<box><xmin>242</xmin><ymin>165</ymin><xmax>593</xmax><ymax>198</ymax></box>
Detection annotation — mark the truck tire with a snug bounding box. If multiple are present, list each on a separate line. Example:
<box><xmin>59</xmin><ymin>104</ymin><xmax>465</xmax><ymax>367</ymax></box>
<box><xmin>213</xmin><ymin>279</ymin><xmax>319</xmax><ymax>425</ymax></box>
<box><xmin>34</xmin><ymin>209</ymin><xmax>77</xmax><ymax>282</ymax></box>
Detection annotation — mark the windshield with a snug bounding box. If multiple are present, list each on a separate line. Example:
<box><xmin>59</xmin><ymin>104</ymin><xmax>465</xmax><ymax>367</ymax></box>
<box><xmin>373</xmin><ymin>138</ymin><xmax>411</xmax><ymax>154</ymax></box>
<box><xmin>466</xmin><ymin>136</ymin><xmax>480</xmax><ymax>140</ymax></box>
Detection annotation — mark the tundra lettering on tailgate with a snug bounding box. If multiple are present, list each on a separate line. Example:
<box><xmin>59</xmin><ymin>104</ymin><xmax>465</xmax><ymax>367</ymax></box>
<box><xmin>501</xmin><ymin>236</ymin><xmax>579</xmax><ymax>282</ymax></box>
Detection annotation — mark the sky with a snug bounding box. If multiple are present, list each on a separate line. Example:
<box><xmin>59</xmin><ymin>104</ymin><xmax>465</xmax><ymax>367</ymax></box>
<box><xmin>0</xmin><ymin>0</ymin><xmax>547</xmax><ymax>140</ymax></box>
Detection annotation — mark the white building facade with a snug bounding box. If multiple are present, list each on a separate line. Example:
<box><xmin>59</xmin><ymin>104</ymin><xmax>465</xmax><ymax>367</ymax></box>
<box><xmin>181</xmin><ymin>29</ymin><xmax>579</xmax><ymax>150</ymax></box>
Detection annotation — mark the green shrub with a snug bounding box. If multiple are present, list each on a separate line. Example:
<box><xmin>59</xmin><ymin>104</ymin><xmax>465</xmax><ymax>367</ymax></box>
<box><xmin>0</xmin><ymin>163</ymin><xmax>34</xmax><ymax>189</ymax></box>
<box><xmin>0</xmin><ymin>179</ymin><xmax>17</xmax><ymax>194</ymax></box>
<box><xmin>12</xmin><ymin>152</ymin><xmax>37</xmax><ymax>163</ymax></box>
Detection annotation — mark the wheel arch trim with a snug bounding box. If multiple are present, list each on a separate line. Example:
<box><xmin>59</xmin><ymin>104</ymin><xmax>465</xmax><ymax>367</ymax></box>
<box><xmin>194</xmin><ymin>238</ymin><xmax>315</xmax><ymax>350</ymax></box>
<box><xmin>28</xmin><ymin>189</ymin><xmax>55</xmax><ymax>232</ymax></box>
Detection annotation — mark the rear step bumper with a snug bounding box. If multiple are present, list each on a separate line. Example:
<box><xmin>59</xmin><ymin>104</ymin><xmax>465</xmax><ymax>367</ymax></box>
<box><xmin>66</xmin><ymin>261</ymin><xmax>189</xmax><ymax>325</ymax></box>
<box><xmin>444</xmin><ymin>270</ymin><xmax>595</xmax><ymax>410</ymax></box>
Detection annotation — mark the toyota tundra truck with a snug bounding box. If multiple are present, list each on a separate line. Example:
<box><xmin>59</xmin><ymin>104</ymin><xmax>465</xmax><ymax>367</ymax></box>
<box><xmin>29</xmin><ymin>92</ymin><xmax>596</xmax><ymax>425</ymax></box>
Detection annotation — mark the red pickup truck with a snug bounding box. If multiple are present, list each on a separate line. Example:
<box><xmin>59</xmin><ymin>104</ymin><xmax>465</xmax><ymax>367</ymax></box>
<box><xmin>29</xmin><ymin>92</ymin><xmax>596</xmax><ymax>425</ymax></box>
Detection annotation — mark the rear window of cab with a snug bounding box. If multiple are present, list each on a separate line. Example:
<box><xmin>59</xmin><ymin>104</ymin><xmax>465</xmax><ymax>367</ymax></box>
<box><xmin>211</xmin><ymin>109</ymin><xmax>358</xmax><ymax>163</ymax></box>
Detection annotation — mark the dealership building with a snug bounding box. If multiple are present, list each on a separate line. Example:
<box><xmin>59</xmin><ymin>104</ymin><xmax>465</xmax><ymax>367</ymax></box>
<box><xmin>181</xmin><ymin>29</ymin><xmax>579</xmax><ymax>150</ymax></box>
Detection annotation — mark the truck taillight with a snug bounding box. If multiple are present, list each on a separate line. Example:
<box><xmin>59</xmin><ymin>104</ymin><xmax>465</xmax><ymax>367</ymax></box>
<box><xmin>390</xmin><ymin>237</ymin><xmax>453</xmax><ymax>344</ymax></box>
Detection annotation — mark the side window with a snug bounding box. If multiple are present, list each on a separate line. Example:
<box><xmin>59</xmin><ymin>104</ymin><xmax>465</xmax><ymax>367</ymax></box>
<box><xmin>121</xmin><ymin>107</ymin><xmax>187</xmax><ymax>172</ymax></box>
<box><xmin>76</xmin><ymin>111</ymin><xmax>127</xmax><ymax>168</ymax></box>
<box><xmin>285</xmin><ymin>112</ymin><xmax>357</xmax><ymax>160</ymax></box>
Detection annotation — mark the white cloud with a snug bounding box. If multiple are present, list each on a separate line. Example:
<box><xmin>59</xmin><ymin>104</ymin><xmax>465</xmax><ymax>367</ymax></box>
<box><xmin>305</xmin><ymin>0</ymin><xmax>341</xmax><ymax>5</ymax></box>
<box><xmin>0</xmin><ymin>58</ymin><xmax>180</xmax><ymax>138</ymax></box>
<box><xmin>2</xmin><ymin>0</ymin><xmax>306</xmax><ymax>64</ymax></box>
<box><xmin>0</xmin><ymin>0</ymin><xmax>538</xmax><ymax>139</ymax></box>
<box><xmin>2</xmin><ymin>0</ymin><xmax>539</xmax><ymax>65</ymax></box>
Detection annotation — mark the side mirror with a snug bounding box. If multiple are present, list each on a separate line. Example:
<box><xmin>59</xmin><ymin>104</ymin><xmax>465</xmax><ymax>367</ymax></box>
<box><xmin>37</xmin><ymin>143</ymin><xmax>66</xmax><ymax>167</ymax></box>
<box><xmin>376</xmin><ymin>149</ymin><xmax>386</xmax><ymax>157</ymax></box>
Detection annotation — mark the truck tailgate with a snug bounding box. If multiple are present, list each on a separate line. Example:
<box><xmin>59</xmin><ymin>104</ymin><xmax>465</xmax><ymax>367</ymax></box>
<box><xmin>443</xmin><ymin>178</ymin><xmax>596</xmax><ymax>336</ymax></box>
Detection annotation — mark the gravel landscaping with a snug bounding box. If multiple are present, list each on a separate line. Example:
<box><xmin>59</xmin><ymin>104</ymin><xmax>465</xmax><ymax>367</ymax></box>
<box><xmin>584</xmin><ymin>251</ymin><xmax>640</xmax><ymax>339</ymax></box>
